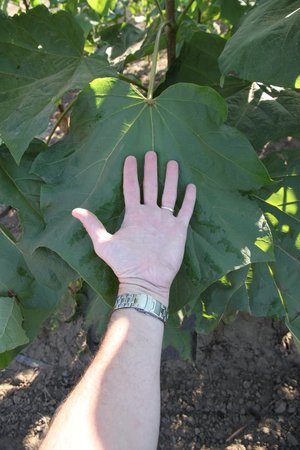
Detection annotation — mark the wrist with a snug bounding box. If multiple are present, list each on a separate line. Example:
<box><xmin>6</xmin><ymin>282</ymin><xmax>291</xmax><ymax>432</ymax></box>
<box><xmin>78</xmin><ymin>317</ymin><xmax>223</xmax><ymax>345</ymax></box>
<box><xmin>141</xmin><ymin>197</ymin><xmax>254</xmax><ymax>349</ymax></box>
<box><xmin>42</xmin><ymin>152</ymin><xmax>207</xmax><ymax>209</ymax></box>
<box><xmin>118</xmin><ymin>279</ymin><xmax>169</xmax><ymax>307</ymax></box>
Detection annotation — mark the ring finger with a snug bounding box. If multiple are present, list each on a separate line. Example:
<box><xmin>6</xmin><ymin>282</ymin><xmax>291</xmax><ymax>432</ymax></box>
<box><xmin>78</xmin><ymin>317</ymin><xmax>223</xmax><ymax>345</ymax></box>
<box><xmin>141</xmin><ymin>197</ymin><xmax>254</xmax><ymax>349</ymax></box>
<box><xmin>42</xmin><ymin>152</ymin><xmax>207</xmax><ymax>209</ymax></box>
<box><xmin>143</xmin><ymin>151</ymin><xmax>158</xmax><ymax>205</ymax></box>
<box><xmin>161</xmin><ymin>160</ymin><xmax>179</xmax><ymax>211</ymax></box>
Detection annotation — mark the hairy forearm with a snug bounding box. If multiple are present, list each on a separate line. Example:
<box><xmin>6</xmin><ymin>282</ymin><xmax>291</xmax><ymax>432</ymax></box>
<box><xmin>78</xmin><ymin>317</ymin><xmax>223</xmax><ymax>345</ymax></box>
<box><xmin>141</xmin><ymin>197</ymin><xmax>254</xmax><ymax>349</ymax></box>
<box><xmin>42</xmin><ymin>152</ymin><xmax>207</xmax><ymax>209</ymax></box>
<box><xmin>40</xmin><ymin>291</ymin><xmax>166</xmax><ymax>450</ymax></box>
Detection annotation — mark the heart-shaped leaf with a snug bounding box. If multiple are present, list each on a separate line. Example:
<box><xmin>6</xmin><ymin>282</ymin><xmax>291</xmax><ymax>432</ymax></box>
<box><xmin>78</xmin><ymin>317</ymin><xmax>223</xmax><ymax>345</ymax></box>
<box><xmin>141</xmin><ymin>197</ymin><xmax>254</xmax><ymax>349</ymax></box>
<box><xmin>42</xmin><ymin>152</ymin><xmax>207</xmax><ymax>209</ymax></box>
<box><xmin>31</xmin><ymin>78</ymin><xmax>273</xmax><ymax>312</ymax></box>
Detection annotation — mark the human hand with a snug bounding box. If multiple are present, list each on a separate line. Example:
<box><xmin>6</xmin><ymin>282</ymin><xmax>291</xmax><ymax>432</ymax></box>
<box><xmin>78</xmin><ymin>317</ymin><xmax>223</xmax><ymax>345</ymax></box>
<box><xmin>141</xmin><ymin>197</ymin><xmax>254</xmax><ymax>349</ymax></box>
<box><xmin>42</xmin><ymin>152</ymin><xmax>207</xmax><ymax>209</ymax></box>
<box><xmin>72</xmin><ymin>151</ymin><xmax>196</xmax><ymax>307</ymax></box>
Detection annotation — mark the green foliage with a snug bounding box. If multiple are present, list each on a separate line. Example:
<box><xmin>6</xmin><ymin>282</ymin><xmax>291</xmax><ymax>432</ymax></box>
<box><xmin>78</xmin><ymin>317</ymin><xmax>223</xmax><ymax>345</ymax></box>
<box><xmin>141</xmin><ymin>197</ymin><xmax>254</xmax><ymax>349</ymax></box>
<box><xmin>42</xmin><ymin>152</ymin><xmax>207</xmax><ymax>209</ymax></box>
<box><xmin>219</xmin><ymin>0</ymin><xmax>300</xmax><ymax>88</ymax></box>
<box><xmin>0</xmin><ymin>297</ymin><xmax>29</xmax><ymax>352</ymax></box>
<box><xmin>0</xmin><ymin>5</ymin><xmax>114</xmax><ymax>163</ymax></box>
<box><xmin>219</xmin><ymin>0</ymin><xmax>250</xmax><ymax>26</ymax></box>
<box><xmin>257</xmin><ymin>174</ymin><xmax>300</xmax><ymax>340</ymax></box>
<box><xmin>0</xmin><ymin>140</ymin><xmax>76</xmax><ymax>366</ymax></box>
<box><xmin>227</xmin><ymin>85</ymin><xmax>300</xmax><ymax>150</ymax></box>
<box><xmin>0</xmin><ymin>0</ymin><xmax>300</xmax><ymax>364</ymax></box>
<box><xmin>98</xmin><ymin>22</ymin><xmax>145</xmax><ymax>59</ymax></box>
<box><xmin>30</xmin><ymin>78</ymin><xmax>272</xmax><ymax>313</ymax></box>
<box><xmin>87</xmin><ymin>0</ymin><xmax>117</xmax><ymax>15</ymax></box>
<box><xmin>156</xmin><ymin>30</ymin><xmax>248</xmax><ymax>97</ymax></box>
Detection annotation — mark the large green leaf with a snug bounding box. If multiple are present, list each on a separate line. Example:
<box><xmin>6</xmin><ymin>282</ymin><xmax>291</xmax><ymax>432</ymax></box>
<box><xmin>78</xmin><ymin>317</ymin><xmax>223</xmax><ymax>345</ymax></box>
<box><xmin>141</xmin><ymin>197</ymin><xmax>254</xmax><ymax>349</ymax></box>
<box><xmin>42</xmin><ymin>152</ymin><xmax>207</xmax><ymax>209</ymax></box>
<box><xmin>0</xmin><ymin>140</ymin><xmax>46</xmax><ymax>242</ymax></box>
<box><xmin>219</xmin><ymin>0</ymin><xmax>300</xmax><ymax>88</ymax></box>
<box><xmin>256</xmin><ymin>174</ymin><xmax>300</xmax><ymax>341</ymax></box>
<box><xmin>0</xmin><ymin>231</ymin><xmax>72</xmax><ymax>357</ymax></box>
<box><xmin>155</xmin><ymin>30</ymin><xmax>300</xmax><ymax>151</ymax></box>
<box><xmin>265</xmin><ymin>210</ymin><xmax>300</xmax><ymax>340</ymax></box>
<box><xmin>0</xmin><ymin>141</ymin><xmax>76</xmax><ymax>288</ymax></box>
<box><xmin>261</xmin><ymin>149</ymin><xmax>300</xmax><ymax>178</ymax></box>
<box><xmin>246</xmin><ymin>262</ymin><xmax>285</xmax><ymax>319</ymax></box>
<box><xmin>31</xmin><ymin>78</ymin><xmax>273</xmax><ymax>312</ymax></box>
<box><xmin>0</xmin><ymin>5</ymin><xmax>114</xmax><ymax>163</ymax></box>
<box><xmin>193</xmin><ymin>257</ymin><xmax>286</xmax><ymax>335</ymax></box>
<box><xmin>219</xmin><ymin>0</ymin><xmax>251</xmax><ymax>26</ymax></box>
<box><xmin>0</xmin><ymin>142</ymin><xmax>76</xmax><ymax>365</ymax></box>
<box><xmin>194</xmin><ymin>266</ymin><xmax>249</xmax><ymax>334</ymax></box>
<box><xmin>226</xmin><ymin>84</ymin><xmax>300</xmax><ymax>150</ymax></box>
<box><xmin>0</xmin><ymin>297</ymin><xmax>29</xmax><ymax>353</ymax></box>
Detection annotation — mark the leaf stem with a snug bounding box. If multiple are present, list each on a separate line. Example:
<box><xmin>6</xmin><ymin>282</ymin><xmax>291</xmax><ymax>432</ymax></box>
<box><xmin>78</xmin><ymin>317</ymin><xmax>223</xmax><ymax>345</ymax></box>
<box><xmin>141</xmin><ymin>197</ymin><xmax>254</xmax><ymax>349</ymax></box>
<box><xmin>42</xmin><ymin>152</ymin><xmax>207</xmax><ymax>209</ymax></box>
<box><xmin>118</xmin><ymin>73</ymin><xmax>147</xmax><ymax>92</ymax></box>
<box><xmin>147</xmin><ymin>20</ymin><xmax>170</xmax><ymax>100</ymax></box>
<box><xmin>46</xmin><ymin>97</ymin><xmax>77</xmax><ymax>145</ymax></box>
<box><xmin>176</xmin><ymin>0</ymin><xmax>195</xmax><ymax>29</ymax></box>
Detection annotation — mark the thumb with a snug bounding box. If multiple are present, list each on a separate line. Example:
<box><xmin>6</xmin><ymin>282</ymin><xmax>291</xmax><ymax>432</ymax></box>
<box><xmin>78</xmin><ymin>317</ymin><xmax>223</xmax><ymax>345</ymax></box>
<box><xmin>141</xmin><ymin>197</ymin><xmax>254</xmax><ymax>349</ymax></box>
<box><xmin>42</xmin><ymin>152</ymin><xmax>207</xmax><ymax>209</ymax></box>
<box><xmin>72</xmin><ymin>208</ymin><xmax>112</xmax><ymax>250</ymax></box>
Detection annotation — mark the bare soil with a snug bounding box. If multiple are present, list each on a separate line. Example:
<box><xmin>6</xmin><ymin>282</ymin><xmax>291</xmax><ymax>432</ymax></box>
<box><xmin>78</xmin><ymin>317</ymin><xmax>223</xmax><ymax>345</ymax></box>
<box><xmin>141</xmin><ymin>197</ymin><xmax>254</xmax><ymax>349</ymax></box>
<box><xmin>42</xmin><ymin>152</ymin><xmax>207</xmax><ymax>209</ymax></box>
<box><xmin>1</xmin><ymin>313</ymin><xmax>300</xmax><ymax>449</ymax></box>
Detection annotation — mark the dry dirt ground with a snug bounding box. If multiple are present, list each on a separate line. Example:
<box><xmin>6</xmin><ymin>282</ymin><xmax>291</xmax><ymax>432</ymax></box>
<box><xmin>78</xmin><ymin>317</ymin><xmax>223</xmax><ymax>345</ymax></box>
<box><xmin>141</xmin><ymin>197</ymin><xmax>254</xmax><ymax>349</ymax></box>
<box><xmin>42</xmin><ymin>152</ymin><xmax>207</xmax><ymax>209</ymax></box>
<box><xmin>1</xmin><ymin>313</ymin><xmax>300</xmax><ymax>450</ymax></box>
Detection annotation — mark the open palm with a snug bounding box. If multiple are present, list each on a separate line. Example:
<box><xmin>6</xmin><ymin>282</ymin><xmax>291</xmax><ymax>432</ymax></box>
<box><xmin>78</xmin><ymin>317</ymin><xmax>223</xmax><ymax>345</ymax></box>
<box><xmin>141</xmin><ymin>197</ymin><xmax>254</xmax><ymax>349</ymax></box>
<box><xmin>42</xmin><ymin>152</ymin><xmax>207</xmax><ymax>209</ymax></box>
<box><xmin>72</xmin><ymin>151</ymin><xmax>196</xmax><ymax>305</ymax></box>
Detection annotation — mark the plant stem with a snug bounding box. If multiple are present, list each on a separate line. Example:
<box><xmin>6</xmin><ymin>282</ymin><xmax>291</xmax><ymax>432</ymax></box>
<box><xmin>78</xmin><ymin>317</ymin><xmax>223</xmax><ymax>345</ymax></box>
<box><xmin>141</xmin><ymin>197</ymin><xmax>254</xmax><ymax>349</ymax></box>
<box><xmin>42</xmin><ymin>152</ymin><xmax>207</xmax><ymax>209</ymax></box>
<box><xmin>118</xmin><ymin>73</ymin><xmax>147</xmax><ymax>92</ymax></box>
<box><xmin>197</xmin><ymin>7</ymin><xmax>202</xmax><ymax>23</ymax></box>
<box><xmin>147</xmin><ymin>21</ymin><xmax>170</xmax><ymax>100</ymax></box>
<box><xmin>154</xmin><ymin>0</ymin><xmax>164</xmax><ymax>20</ymax></box>
<box><xmin>46</xmin><ymin>97</ymin><xmax>77</xmax><ymax>145</ymax></box>
<box><xmin>166</xmin><ymin>0</ymin><xmax>176</xmax><ymax>68</ymax></box>
<box><xmin>176</xmin><ymin>0</ymin><xmax>195</xmax><ymax>29</ymax></box>
<box><xmin>22</xmin><ymin>0</ymin><xmax>29</xmax><ymax>11</ymax></box>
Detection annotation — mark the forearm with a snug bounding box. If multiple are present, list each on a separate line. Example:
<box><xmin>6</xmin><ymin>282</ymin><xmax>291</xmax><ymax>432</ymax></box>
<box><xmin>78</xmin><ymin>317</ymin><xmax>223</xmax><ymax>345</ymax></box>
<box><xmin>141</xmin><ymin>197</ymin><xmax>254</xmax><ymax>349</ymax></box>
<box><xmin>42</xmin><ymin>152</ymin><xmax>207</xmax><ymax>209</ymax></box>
<box><xmin>40</xmin><ymin>290</ymin><xmax>167</xmax><ymax>450</ymax></box>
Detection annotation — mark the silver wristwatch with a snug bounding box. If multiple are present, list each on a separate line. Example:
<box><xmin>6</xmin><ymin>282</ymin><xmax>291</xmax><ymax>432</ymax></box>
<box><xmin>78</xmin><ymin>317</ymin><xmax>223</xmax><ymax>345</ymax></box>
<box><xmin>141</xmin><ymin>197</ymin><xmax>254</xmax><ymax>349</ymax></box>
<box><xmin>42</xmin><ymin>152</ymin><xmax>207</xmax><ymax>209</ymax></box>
<box><xmin>113</xmin><ymin>293</ymin><xmax>169</xmax><ymax>324</ymax></box>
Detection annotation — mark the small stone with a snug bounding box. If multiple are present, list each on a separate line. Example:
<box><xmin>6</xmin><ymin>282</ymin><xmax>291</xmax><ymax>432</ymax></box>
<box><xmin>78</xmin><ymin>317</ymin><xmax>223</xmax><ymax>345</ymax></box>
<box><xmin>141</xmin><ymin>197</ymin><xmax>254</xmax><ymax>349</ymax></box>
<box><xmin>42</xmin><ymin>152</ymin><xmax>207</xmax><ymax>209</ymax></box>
<box><xmin>288</xmin><ymin>404</ymin><xmax>297</xmax><ymax>414</ymax></box>
<box><xmin>12</xmin><ymin>394</ymin><xmax>21</xmax><ymax>405</ymax></box>
<box><xmin>227</xmin><ymin>402</ymin><xmax>232</xmax><ymax>411</ymax></box>
<box><xmin>244</xmin><ymin>434</ymin><xmax>253</xmax><ymax>441</ymax></box>
<box><xmin>275</xmin><ymin>401</ymin><xmax>286</xmax><ymax>414</ymax></box>
<box><xmin>225</xmin><ymin>445</ymin><xmax>246</xmax><ymax>450</ymax></box>
<box><xmin>287</xmin><ymin>432</ymin><xmax>298</xmax><ymax>446</ymax></box>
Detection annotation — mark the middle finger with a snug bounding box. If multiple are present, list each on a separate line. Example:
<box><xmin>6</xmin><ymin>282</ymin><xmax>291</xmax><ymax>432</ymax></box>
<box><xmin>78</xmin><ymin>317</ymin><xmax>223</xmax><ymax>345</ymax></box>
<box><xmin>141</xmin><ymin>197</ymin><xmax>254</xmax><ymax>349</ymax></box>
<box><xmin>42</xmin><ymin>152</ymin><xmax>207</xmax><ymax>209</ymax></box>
<box><xmin>143</xmin><ymin>150</ymin><xmax>158</xmax><ymax>205</ymax></box>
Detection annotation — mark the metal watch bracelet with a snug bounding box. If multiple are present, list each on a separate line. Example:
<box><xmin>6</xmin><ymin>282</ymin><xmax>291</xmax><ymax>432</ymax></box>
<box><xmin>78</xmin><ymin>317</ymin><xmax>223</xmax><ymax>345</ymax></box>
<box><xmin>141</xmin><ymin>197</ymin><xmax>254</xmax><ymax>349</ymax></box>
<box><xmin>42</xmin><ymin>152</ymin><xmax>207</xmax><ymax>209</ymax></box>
<box><xmin>113</xmin><ymin>293</ymin><xmax>169</xmax><ymax>325</ymax></box>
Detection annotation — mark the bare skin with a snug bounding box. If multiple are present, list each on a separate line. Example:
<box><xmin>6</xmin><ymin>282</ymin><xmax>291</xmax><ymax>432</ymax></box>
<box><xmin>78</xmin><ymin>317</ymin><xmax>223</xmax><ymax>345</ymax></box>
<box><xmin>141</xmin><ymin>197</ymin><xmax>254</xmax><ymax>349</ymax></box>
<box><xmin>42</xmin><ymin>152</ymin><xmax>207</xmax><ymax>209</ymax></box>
<box><xmin>40</xmin><ymin>151</ymin><xmax>196</xmax><ymax>450</ymax></box>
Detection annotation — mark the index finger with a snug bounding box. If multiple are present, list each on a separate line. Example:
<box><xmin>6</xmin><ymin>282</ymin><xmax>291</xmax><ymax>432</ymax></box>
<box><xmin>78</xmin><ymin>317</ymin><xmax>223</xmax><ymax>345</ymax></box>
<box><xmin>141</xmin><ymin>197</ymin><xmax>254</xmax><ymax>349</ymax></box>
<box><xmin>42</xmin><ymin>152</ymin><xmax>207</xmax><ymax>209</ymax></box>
<box><xmin>123</xmin><ymin>155</ymin><xmax>140</xmax><ymax>208</ymax></box>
